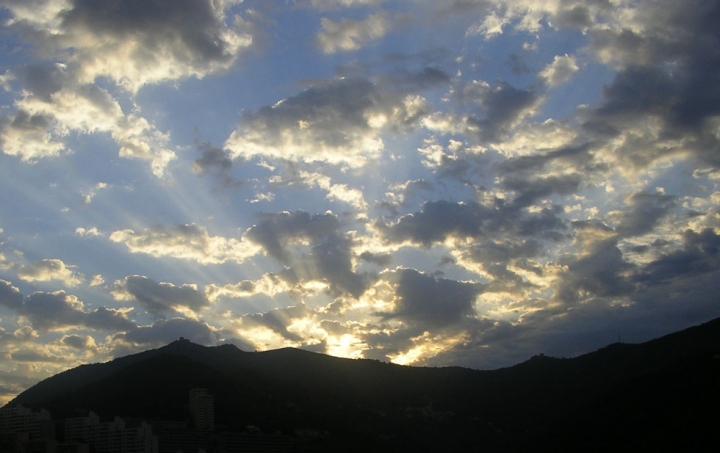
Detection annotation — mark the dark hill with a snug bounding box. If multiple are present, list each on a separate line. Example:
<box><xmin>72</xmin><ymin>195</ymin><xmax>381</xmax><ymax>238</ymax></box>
<box><xmin>7</xmin><ymin>318</ymin><xmax>720</xmax><ymax>452</ymax></box>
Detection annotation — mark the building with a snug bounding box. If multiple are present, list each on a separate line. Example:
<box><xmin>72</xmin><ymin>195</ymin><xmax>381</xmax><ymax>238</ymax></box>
<box><xmin>63</xmin><ymin>412</ymin><xmax>157</xmax><ymax>453</ymax></box>
<box><xmin>188</xmin><ymin>389</ymin><xmax>215</xmax><ymax>431</ymax></box>
<box><xmin>0</xmin><ymin>404</ymin><xmax>54</xmax><ymax>440</ymax></box>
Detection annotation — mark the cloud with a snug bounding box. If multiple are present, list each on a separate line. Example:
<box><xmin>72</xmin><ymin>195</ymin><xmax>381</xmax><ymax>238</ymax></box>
<box><xmin>615</xmin><ymin>192</ymin><xmax>677</xmax><ymax>238</ymax></box>
<box><xmin>379</xmin><ymin>199</ymin><xmax>567</xmax><ymax>247</ymax></box>
<box><xmin>17</xmin><ymin>259</ymin><xmax>82</xmax><ymax>287</ymax></box>
<box><xmin>381</xmin><ymin>268</ymin><xmax>481</xmax><ymax>328</ymax></box>
<box><xmin>379</xmin><ymin>200</ymin><xmax>490</xmax><ymax>246</ymax></box>
<box><xmin>391</xmin><ymin>67</ymin><xmax>452</xmax><ymax>92</ymax></box>
<box><xmin>358</xmin><ymin>251</ymin><xmax>392</xmax><ymax>266</ymax></box>
<box><xmin>10</xmin><ymin>348</ymin><xmax>66</xmax><ymax>363</ymax></box>
<box><xmin>61</xmin><ymin>334</ymin><xmax>97</xmax><ymax>350</ymax></box>
<box><xmin>20</xmin><ymin>291</ymin><xmax>134</xmax><ymax>331</ymax></box>
<box><xmin>579</xmin><ymin>0</ymin><xmax>720</xmax><ymax>168</ymax></box>
<box><xmin>225</xmin><ymin>77</ymin><xmax>430</xmax><ymax>167</ymax></box>
<box><xmin>246</xmin><ymin>211</ymin><xmax>342</xmax><ymax>263</ymax></box>
<box><xmin>2</xmin><ymin>0</ymin><xmax>720</xmax><ymax>392</ymax></box>
<box><xmin>193</xmin><ymin>142</ymin><xmax>244</xmax><ymax>189</ymax></box>
<box><xmin>634</xmin><ymin>228</ymin><xmax>720</xmax><ymax>285</ymax></box>
<box><xmin>108</xmin><ymin>317</ymin><xmax>254</xmax><ymax>357</ymax></box>
<box><xmin>205</xmin><ymin>273</ymin><xmax>295</xmax><ymax>302</ymax></box>
<box><xmin>0</xmin><ymin>110</ymin><xmax>64</xmax><ymax>161</ymax></box>
<box><xmin>463</xmin><ymin>81</ymin><xmax>541</xmax><ymax>142</ymax></box>
<box><xmin>555</xmin><ymin>239</ymin><xmax>635</xmax><ymax>305</ymax></box>
<box><xmin>310</xmin><ymin>0</ymin><xmax>385</xmax><ymax>9</ymax></box>
<box><xmin>2</xmin><ymin>70</ymin><xmax>176</xmax><ymax>174</ymax></box>
<box><xmin>0</xmin><ymin>279</ymin><xmax>24</xmax><ymax>311</ymax></box>
<box><xmin>13</xmin><ymin>326</ymin><xmax>38</xmax><ymax>341</ymax></box>
<box><xmin>75</xmin><ymin>227</ymin><xmax>102</xmax><ymax>237</ymax></box>
<box><xmin>298</xmin><ymin>171</ymin><xmax>369</xmax><ymax>212</ymax></box>
<box><xmin>462</xmin><ymin>238</ymin><xmax>542</xmax><ymax>291</ymax></box>
<box><xmin>14</xmin><ymin>63</ymin><xmax>64</xmax><ymax>102</ymax></box>
<box><xmin>241</xmin><ymin>304</ymin><xmax>315</xmax><ymax>344</ymax></box>
<box><xmin>116</xmin><ymin>317</ymin><xmax>219</xmax><ymax>346</ymax></box>
<box><xmin>539</xmin><ymin>54</ymin><xmax>579</xmax><ymax>88</ymax></box>
<box><xmin>9</xmin><ymin>0</ymin><xmax>254</xmax><ymax>91</ymax></box>
<box><xmin>309</xmin><ymin>236</ymin><xmax>371</xmax><ymax>298</ymax></box>
<box><xmin>112</xmin><ymin>275</ymin><xmax>211</xmax><ymax>316</ymax></box>
<box><xmin>193</xmin><ymin>142</ymin><xmax>233</xmax><ymax>174</ymax></box>
<box><xmin>316</xmin><ymin>11</ymin><xmax>390</xmax><ymax>54</ymax></box>
<box><xmin>0</xmin><ymin>0</ymin><xmax>256</xmax><ymax>174</ymax></box>
<box><xmin>466</xmin><ymin>11</ymin><xmax>509</xmax><ymax>39</ymax></box>
<box><xmin>246</xmin><ymin>211</ymin><xmax>370</xmax><ymax>297</ymax></box>
<box><xmin>110</xmin><ymin>224</ymin><xmax>259</xmax><ymax>264</ymax></box>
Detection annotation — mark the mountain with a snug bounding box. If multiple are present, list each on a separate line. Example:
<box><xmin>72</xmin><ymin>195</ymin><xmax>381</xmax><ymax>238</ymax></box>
<box><xmin>8</xmin><ymin>318</ymin><xmax>720</xmax><ymax>452</ymax></box>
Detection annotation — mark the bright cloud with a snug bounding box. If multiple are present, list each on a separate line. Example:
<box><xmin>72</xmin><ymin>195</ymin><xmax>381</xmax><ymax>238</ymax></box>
<box><xmin>316</xmin><ymin>11</ymin><xmax>391</xmax><ymax>54</ymax></box>
<box><xmin>109</xmin><ymin>224</ymin><xmax>260</xmax><ymax>264</ymax></box>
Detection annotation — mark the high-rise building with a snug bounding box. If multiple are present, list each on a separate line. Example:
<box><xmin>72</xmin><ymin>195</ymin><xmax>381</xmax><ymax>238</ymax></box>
<box><xmin>0</xmin><ymin>404</ymin><xmax>53</xmax><ymax>439</ymax></box>
<box><xmin>188</xmin><ymin>389</ymin><xmax>215</xmax><ymax>430</ymax></box>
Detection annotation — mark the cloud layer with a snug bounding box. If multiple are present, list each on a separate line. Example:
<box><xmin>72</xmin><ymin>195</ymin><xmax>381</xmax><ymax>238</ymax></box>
<box><xmin>1</xmin><ymin>0</ymin><xmax>719</xmax><ymax>404</ymax></box>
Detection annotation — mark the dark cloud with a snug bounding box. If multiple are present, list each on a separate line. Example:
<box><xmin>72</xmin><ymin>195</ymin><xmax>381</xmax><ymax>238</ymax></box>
<box><xmin>62</xmin><ymin>334</ymin><xmax>95</xmax><ymax>350</ymax></box>
<box><xmin>615</xmin><ymin>192</ymin><xmax>676</xmax><ymax>237</ymax></box>
<box><xmin>585</xmin><ymin>0</ymin><xmax>720</xmax><ymax>167</ymax></box>
<box><xmin>499</xmin><ymin>142</ymin><xmax>600</xmax><ymax>175</ymax></box>
<box><xmin>465</xmin><ymin>81</ymin><xmax>539</xmax><ymax>142</ymax></box>
<box><xmin>247</xmin><ymin>211</ymin><xmax>341</xmax><ymax>263</ymax></box>
<box><xmin>634</xmin><ymin>228</ymin><xmax>720</xmax><ymax>285</ymax></box>
<box><xmin>310</xmin><ymin>238</ymin><xmax>370</xmax><ymax>298</ymax></box>
<box><xmin>0</xmin><ymin>368</ymin><xmax>40</xmax><ymax>402</ymax></box>
<box><xmin>193</xmin><ymin>142</ymin><xmax>243</xmax><ymax>189</ymax></box>
<box><xmin>594</xmin><ymin>66</ymin><xmax>676</xmax><ymax>120</ymax></box>
<box><xmin>115</xmin><ymin>317</ymin><xmax>219</xmax><ymax>351</ymax></box>
<box><xmin>115</xmin><ymin>275</ymin><xmax>211</xmax><ymax>316</ymax></box>
<box><xmin>0</xmin><ymin>280</ymin><xmax>23</xmax><ymax>311</ymax></box>
<box><xmin>385</xmin><ymin>67</ymin><xmax>452</xmax><ymax>92</ymax></box>
<box><xmin>380</xmin><ymin>200</ymin><xmax>490</xmax><ymax>246</ymax></box>
<box><xmin>218</xmin><ymin>335</ymin><xmax>258</xmax><ymax>352</ymax></box>
<box><xmin>516</xmin><ymin>206</ymin><xmax>568</xmax><ymax>239</ymax></box>
<box><xmin>471</xmin><ymin>239</ymin><xmax>542</xmax><ymax>264</ymax></box>
<box><xmin>194</xmin><ymin>142</ymin><xmax>232</xmax><ymax>173</ymax></box>
<box><xmin>383</xmin><ymin>268</ymin><xmax>481</xmax><ymax>328</ymax></box>
<box><xmin>61</xmin><ymin>0</ymin><xmax>240</xmax><ymax>66</ymax></box>
<box><xmin>358</xmin><ymin>251</ymin><xmax>392</xmax><ymax>266</ymax></box>
<box><xmin>380</xmin><ymin>199</ymin><xmax>567</xmax><ymax>246</ymax></box>
<box><xmin>238</xmin><ymin>77</ymin><xmax>380</xmax><ymax>143</ymax></box>
<box><xmin>415</xmin><ymin>317</ymin><xmax>534</xmax><ymax>369</ymax></box>
<box><xmin>405</xmin><ymin>67</ymin><xmax>451</xmax><ymax>87</ymax></box>
<box><xmin>555</xmin><ymin>4</ymin><xmax>593</xmax><ymax>28</ymax></box>
<box><xmin>502</xmin><ymin>174</ymin><xmax>583</xmax><ymax>208</ymax></box>
<box><xmin>247</xmin><ymin>211</ymin><xmax>371</xmax><ymax>298</ymax></box>
<box><xmin>464</xmin><ymin>239</ymin><xmax>542</xmax><ymax>287</ymax></box>
<box><xmin>7</xmin><ymin>110</ymin><xmax>53</xmax><ymax>132</ymax></box>
<box><xmin>22</xmin><ymin>291</ymin><xmax>134</xmax><ymax>331</ymax></box>
<box><xmin>16</xmin><ymin>63</ymin><xmax>65</xmax><ymax>101</ymax></box>
<box><xmin>555</xmin><ymin>239</ymin><xmax>635</xmax><ymax>305</ymax></box>
<box><xmin>11</xmin><ymin>349</ymin><xmax>65</xmax><ymax>363</ymax></box>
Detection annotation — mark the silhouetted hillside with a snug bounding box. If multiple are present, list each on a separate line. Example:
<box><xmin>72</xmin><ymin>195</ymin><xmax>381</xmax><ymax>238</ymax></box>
<box><xmin>7</xmin><ymin>317</ymin><xmax>720</xmax><ymax>452</ymax></box>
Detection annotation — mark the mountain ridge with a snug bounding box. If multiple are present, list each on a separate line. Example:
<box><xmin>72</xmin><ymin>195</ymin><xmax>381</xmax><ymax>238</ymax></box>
<box><xmin>6</xmin><ymin>317</ymin><xmax>720</xmax><ymax>451</ymax></box>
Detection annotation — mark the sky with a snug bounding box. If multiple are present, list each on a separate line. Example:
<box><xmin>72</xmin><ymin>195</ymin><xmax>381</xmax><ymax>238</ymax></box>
<box><xmin>1</xmin><ymin>0</ymin><xmax>720</xmax><ymax>404</ymax></box>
